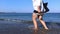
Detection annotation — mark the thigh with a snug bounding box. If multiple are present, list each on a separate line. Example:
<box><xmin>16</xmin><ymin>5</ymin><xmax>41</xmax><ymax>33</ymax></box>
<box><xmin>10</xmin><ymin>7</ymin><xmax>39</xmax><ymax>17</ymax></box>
<box><xmin>32</xmin><ymin>13</ymin><xmax>37</xmax><ymax>19</ymax></box>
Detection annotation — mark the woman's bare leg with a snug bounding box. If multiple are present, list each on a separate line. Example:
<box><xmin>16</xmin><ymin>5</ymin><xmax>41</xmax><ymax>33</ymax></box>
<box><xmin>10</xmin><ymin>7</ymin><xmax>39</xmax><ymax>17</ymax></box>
<box><xmin>39</xmin><ymin>16</ymin><xmax>48</xmax><ymax>30</ymax></box>
<box><xmin>32</xmin><ymin>13</ymin><xmax>38</xmax><ymax>30</ymax></box>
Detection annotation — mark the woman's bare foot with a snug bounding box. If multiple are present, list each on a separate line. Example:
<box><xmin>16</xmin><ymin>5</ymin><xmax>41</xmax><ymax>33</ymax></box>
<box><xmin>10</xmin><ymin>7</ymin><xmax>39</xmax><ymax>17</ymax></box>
<box><xmin>28</xmin><ymin>26</ymin><xmax>39</xmax><ymax>31</ymax></box>
<box><xmin>32</xmin><ymin>27</ymin><xmax>39</xmax><ymax>30</ymax></box>
<box><xmin>44</xmin><ymin>28</ymin><xmax>49</xmax><ymax>30</ymax></box>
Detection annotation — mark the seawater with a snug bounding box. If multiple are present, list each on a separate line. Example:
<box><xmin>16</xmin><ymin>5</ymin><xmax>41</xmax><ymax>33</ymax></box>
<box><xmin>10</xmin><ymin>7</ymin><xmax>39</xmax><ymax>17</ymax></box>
<box><xmin>0</xmin><ymin>13</ymin><xmax>60</xmax><ymax>22</ymax></box>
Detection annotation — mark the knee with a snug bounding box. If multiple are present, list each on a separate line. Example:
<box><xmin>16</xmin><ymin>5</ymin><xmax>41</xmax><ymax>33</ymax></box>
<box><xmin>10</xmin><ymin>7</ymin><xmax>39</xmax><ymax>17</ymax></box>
<box><xmin>39</xmin><ymin>18</ymin><xmax>43</xmax><ymax>20</ymax></box>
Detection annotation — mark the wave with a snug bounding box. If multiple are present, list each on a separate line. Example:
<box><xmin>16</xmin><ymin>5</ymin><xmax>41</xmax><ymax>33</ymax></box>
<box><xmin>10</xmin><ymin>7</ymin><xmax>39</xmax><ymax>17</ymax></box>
<box><xmin>0</xmin><ymin>18</ymin><xmax>60</xmax><ymax>24</ymax></box>
<box><xmin>0</xmin><ymin>18</ymin><xmax>50</xmax><ymax>25</ymax></box>
<box><xmin>0</xmin><ymin>18</ymin><xmax>60</xmax><ymax>29</ymax></box>
<box><xmin>0</xmin><ymin>18</ymin><xmax>32</xmax><ymax>23</ymax></box>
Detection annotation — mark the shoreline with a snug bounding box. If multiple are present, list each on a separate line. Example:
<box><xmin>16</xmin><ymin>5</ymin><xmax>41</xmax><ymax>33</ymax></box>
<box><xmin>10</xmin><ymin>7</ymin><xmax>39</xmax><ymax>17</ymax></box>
<box><xmin>0</xmin><ymin>20</ymin><xmax>60</xmax><ymax>34</ymax></box>
<box><xmin>0</xmin><ymin>12</ymin><xmax>60</xmax><ymax>34</ymax></box>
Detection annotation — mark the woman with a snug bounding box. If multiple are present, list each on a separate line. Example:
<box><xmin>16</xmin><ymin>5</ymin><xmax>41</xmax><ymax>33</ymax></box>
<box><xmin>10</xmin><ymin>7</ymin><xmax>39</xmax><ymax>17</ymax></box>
<box><xmin>32</xmin><ymin>0</ymin><xmax>48</xmax><ymax>30</ymax></box>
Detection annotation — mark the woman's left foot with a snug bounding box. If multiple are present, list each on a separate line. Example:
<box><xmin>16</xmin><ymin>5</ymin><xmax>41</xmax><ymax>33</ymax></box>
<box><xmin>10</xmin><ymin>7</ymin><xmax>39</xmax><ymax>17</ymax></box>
<box><xmin>43</xmin><ymin>27</ymin><xmax>48</xmax><ymax>30</ymax></box>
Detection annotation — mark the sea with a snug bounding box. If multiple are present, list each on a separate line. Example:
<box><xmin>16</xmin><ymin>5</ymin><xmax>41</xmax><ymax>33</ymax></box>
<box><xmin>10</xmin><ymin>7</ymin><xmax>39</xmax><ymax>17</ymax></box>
<box><xmin>0</xmin><ymin>13</ymin><xmax>60</xmax><ymax>34</ymax></box>
<box><xmin>0</xmin><ymin>13</ymin><xmax>60</xmax><ymax>23</ymax></box>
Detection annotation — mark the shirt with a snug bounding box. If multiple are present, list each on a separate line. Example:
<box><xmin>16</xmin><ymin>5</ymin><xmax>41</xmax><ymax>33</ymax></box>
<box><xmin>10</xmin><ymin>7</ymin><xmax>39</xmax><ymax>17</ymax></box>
<box><xmin>32</xmin><ymin>0</ymin><xmax>44</xmax><ymax>11</ymax></box>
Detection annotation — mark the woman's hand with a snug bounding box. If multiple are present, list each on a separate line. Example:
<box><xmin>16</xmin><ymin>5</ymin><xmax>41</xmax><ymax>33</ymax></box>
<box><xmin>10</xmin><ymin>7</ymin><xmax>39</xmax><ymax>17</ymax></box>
<box><xmin>39</xmin><ymin>12</ymin><xmax>44</xmax><ymax>16</ymax></box>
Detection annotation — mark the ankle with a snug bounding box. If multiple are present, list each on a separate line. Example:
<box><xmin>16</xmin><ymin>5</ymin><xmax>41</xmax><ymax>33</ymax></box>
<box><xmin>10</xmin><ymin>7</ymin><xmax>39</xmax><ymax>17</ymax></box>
<box><xmin>45</xmin><ymin>28</ymin><xmax>48</xmax><ymax>30</ymax></box>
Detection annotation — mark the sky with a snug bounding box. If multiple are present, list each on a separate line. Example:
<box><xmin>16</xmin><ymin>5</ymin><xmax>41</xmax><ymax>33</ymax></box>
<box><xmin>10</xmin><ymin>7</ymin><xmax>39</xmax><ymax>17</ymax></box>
<box><xmin>0</xmin><ymin>0</ymin><xmax>60</xmax><ymax>13</ymax></box>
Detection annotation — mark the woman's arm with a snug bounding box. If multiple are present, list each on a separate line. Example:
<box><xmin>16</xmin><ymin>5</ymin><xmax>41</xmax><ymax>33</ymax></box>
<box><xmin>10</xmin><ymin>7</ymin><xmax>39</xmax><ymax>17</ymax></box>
<box><xmin>37</xmin><ymin>6</ymin><xmax>44</xmax><ymax>15</ymax></box>
<box><xmin>37</xmin><ymin>6</ymin><xmax>41</xmax><ymax>13</ymax></box>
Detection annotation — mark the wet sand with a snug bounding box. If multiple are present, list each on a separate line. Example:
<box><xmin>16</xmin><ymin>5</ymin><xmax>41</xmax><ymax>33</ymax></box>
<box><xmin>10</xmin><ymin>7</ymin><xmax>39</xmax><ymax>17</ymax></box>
<box><xmin>0</xmin><ymin>20</ymin><xmax>60</xmax><ymax>34</ymax></box>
